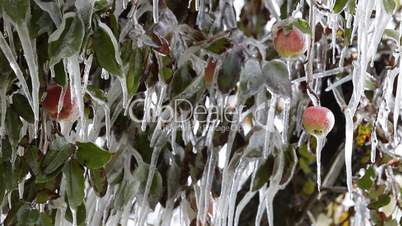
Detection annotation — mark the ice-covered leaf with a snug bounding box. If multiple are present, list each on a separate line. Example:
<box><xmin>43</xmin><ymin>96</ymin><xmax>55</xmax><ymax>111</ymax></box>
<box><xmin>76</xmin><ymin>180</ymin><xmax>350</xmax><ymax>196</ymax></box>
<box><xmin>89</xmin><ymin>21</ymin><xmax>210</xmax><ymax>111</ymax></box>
<box><xmin>357</xmin><ymin>166</ymin><xmax>375</xmax><ymax>190</ymax></box>
<box><xmin>63</xmin><ymin>159</ymin><xmax>85</xmax><ymax>209</ymax></box>
<box><xmin>48</xmin><ymin>12</ymin><xmax>84</xmax><ymax>66</ymax></box>
<box><xmin>251</xmin><ymin>155</ymin><xmax>275</xmax><ymax>191</ymax></box>
<box><xmin>54</xmin><ymin>62</ymin><xmax>67</xmax><ymax>86</ymax></box>
<box><xmin>87</xmin><ymin>85</ymin><xmax>107</xmax><ymax>102</ymax></box>
<box><xmin>65</xmin><ymin>203</ymin><xmax>86</xmax><ymax>226</ymax></box>
<box><xmin>333</xmin><ymin>0</ymin><xmax>349</xmax><ymax>14</ymax></box>
<box><xmin>368</xmin><ymin>194</ymin><xmax>391</xmax><ymax>209</ymax></box>
<box><xmin>262</xmin><ymin>60</ymin><xmax>291</xmax><ymax>98</ymax></box>
<box><xmin>6</xmin><ymin>106</ymin><xmax>22</xmax><ymax>146</ymax></box>
<box><xmin>170</xmin><ymin>62</ymin><xmax>197</xmax><ymax>98</ymax></box>
<box><xmin>239</xmin><ymin>59</ymin><xmax>264</xmax><ymax>97</ymax></box>
<box><xmin>126</xmin><ymin>48</ymin><xmax>145</xmax><ymax>96</ymax></box>
<box><xmin>89</xmin><ymin>168</ymin><xmax>108</xmax><ymax>197</ymax></box>
<box><xmin>76</xmin><ymin>142</ymin><xmax>112</xmax><ymax>169</ymax></box>
<box><xmin>24</xmin><ymin>145</ymin><xmax>42</xmax><ymax>176</ymax></box>
<box><xmin>12</xmin><ymin>93</ymin><xmax>34</xmax><ymax>123</ymax></box>
<box><xmin>384</xmin><ymin>29</ymin><xmax>401</xmax><ymax>44</ymax></box>
<box><xmin>218</xmin><ymin>50</ymin><xmax>242</xmax><ymax>93</ymax></box>
<box><xmin>205</xmin><ymin>37</ymin><xmax>232</xmax><ymax>54</ymax></box>
<box><xmin>42</xmin><ymin>136</ymin><xmax>75</xmax><ymax>175</ymax></box>
<box><xmin>93</xmin><ymin>21</ymin><xmax>122</xmax><ymax>76</ymax></box>
<box><xmin>383</xmin><ymin>0</ymin><xmax>396</xmax><ymax>14</ymax></box>
<box><xmin>134</xmin><ymin>164</ymin><xmax>163</xmax><ymax>208</ymax></box>
<box><xmin>1</xmin><ymin>0</ymin><xmax>29</xmax><ymax>25</ymax></box>
<box><xmin>293</xmin><ymin>19</ymin><xmax>312</xmax><ymax>35</ymax></box>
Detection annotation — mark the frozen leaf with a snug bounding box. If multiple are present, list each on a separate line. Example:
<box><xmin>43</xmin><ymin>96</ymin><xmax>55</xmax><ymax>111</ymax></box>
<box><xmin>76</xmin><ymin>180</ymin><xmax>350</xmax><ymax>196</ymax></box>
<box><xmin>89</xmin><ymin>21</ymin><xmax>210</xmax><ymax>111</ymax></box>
<box><xmin>368</xmin><ymin>194</ymin><xmax>391</xmax><ymax>209</ymax></box>
<box><xmin>262</xmin><ymin>60</ymin><xmax>291</xmax><ymax>98</ymax></box>
<box><xmin>87</xmin><ymin>85</ymin><xmax>107</xmax><ymax>102</ymax></box>
<box><xmin>12</xmin><ymin>94</ymin><xmax>34</xmax><ymax>123</ymax></box>
<box><xmin>65</xmin><ymin>203</ymin><xmax>86</xmax><ymax>226</ymax></box>
<box><xmin>127</xmin><ymin>48</ymin><xmax>145</xmax><ymax>96</ymax></box>
<box><xmin>1</xmin><ymin>0</ymin><xmax>29</xmax><ymax>25</ymax></box>
<box><xmin>384</xmin><ymin>29</ymin><xmax>401</xmax><ymax>44</ymax></box>
<box><xmin>218</xmin><ymin>50</ymin><xmax>242</xmax><ymax>93</ymax></box>
<box><xmin>76</xmin><ymin>142</ymin><xmax>112</xmax><ymax>169</ymax></box>
<box><xmin>89</xmin><ymin>168</ymin><xmax>108</xmax><ymax>197</ymax></box>
<box><xmin>293</xmin><ymin>19</ymin><xmax>312</xmax><ymax>35</ymax></box>
<box><xmin>251</xmin><ymin>155</ymin><xmax>275</xmax><ymax>191</ymax></box>
<box><xmin>6</xmin><ymin>106</ymin><xmax>22</xmax><ymax>146</ymax></box>
<box><xmin>205</xmin><ymin>37</ymin><xmax>232</xmax><ymax>54</ymax></box>
<box><xmin>333</xmin><ymin>0</ymin><xmax>349</xmax><ymax>14</ymax></box>
<box><xmin>239</xmin><ymin>59</ymin><xmax>264</xmax><ymax>97</ymax></box>
<box><xmin>63</xmin><ymin>159</ymin><xmax>85</xmax><ymax>209</ymax></box>
<box><xmin>134</xmin><ymin>164</ymin><xmax>163</xmax><ymax>208</ymax></box>
<box><xmin>48</xmin><ymin>12</ymin><xmax>84</xmax><ymax>66</ymax></box>
<box><xmin>357</xmin><ymin>166</ymin><xmax>375</xmax><ymax>190</ymax></box>
<box><xmin>383</xmin><ymin>0</ymin><xmax>396</xmax><ymax>14</ymax></box>
<box><xmin>24</xmin><ymin>145</ymin><xmax>41</xmax><ymax>176</ymax></box>
<box><xmin>54</xmin><ymin>62</ymin><xmax>67</xmax><ymax>86</ymax></box>
<box><xmin>42</xmin><ymin>136</ymin><xmax>75</xmax><ymax>175</ymax></box>
<box><xmin>170</xmin><ymin>62</ymin><xmax>197</xmax><ymax>98</ymax></box>
<box><xmin>93</xmin><ymin>21</ymin><xmax>122</xmax><ymax>76</ymax></box>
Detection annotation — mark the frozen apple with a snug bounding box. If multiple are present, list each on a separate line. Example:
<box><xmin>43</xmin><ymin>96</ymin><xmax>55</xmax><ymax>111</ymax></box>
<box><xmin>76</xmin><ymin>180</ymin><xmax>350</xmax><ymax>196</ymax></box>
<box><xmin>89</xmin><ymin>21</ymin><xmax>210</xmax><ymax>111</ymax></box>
<box><xmin>42</xmin><ymin>84</ymin><xmax>77</xmax><ymax>121</ymax></box>
<box><xmin>303</xmin><ymin>106</ymin><xmax>335</xmax><ymax>137</ymax></box>
<box><xmin>273</xmin><ymin>20</ymin><xmax>308</xmax><ymax>58</ymax></box>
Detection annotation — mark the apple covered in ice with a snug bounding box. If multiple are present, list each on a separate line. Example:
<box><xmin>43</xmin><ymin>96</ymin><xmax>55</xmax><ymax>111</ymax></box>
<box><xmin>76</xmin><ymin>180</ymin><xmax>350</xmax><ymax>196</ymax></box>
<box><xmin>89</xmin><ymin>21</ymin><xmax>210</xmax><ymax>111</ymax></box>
<box><xmin>303</xmin><ymin>106</ymin><xmax>335</xmax><ymax>137</ymax></box>
<box><xmin>273</xmin><ymin>20</ymin><xmax>308</xmax><ymax>58</ymax></box>
<box><xmin>42</xmin><ymin>84</ymin><xmax>77</xmax><ymax>121</ymax></box>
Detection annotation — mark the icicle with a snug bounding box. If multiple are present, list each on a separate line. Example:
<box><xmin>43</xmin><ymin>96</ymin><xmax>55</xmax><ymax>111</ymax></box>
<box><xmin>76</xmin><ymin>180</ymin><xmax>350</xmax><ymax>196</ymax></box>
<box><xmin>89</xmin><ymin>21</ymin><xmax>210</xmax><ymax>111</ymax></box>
<box><xmin>345</xmin><ymin>109</ymin><xmax>354</xmax><ymax>193</ymax></box>
<box><xmin>264</xmin><ymin>95</ymin><xmax>277</xmax><ymax>158</ymax></box>
<box><xmin>137</xmin><ymin>145</ymin><xmax>163</xmax><ymax>226</ymax></box>
<box><xmin>71</xmin><ymin>207</ymin><xmax>78</xmax><ymax>226</ymax></box>
<box><xmin>370</xmin><ymin>130</ymin><xmax>377</xmax><ymax>163</ymax></box>
<box><xmin>82</xmin><ymin>55</ymin><xmax>93</xmax><ymax>92</ymax></box>
<box><xmin>395</xmin><ymin>23</ymin><xmax>402</xmax><ymax>144</ymax></box>
<box><xmin>153</xmin><ymin>0</ymin><xmax>159</xmax><ymax>23</ymax></box>
<box><xmin>282</xmin><ymin>100</ymin><xmax>290</xmax><ymax>144</ymax></box>
<box><xmin>67</xmin><ymin>56</ymin><xmax>86</xmax><ymax>139</ymax></box>
<box><xmin>18</xmin><ymin>180</ymin><xmax>24</xmax><ymax>199</ymax></box>
<box><xmin>0</xmin><ymin>87</ymin><xmax>7</xmax><ymax>139</ymax></box>
<box><xmin>315</xmin><ymin>137</ymin><xmax>325</xmax><ymax>192</ymax></box>
<box><xmin>101</xmin><ymin>69</ymin><xmax>110</xmax><ymax>80</ymax></box>
<box><xmin>16</xmin><ymin>23</ymin><xmax>40</xmax><ymax>137</ymax></box>
<box><xmin>234</xmin><ymin>191</ymin><xmax>256</xmax><ymax>226</ymax></box>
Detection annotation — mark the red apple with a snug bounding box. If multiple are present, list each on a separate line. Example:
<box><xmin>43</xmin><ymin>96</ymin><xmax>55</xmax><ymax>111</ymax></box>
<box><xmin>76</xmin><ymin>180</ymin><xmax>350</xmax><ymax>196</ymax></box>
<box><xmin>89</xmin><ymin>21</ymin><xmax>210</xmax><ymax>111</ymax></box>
<box><xmin>273</xmin><ymin>20</ymin><xmax>308</xmax><ymax>58</ymax></box>
<box><xmin>42</xmin><ymin>84</ymin><xmax>77</xmax><ymax>121</ymax></box>
<box><xmin>303</xmin><ymin>106</ymin><xmax>335</xmax><ymax>137</ymax></box>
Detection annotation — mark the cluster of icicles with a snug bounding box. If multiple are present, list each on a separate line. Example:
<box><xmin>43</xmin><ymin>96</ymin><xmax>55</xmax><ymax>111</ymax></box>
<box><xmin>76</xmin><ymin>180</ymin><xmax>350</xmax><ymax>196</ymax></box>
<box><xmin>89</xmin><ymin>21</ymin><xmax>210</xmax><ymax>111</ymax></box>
<box><xmin>0</xmin><ymin>0</ymin><xmax>401</xmax><ymax>225</ymax></box>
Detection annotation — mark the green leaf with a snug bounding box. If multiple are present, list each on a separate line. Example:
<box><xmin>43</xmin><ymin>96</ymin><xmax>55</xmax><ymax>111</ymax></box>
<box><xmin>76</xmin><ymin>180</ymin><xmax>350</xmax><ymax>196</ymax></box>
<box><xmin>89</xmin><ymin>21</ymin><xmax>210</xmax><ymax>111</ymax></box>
<box><xmin>348</xmin><ymin>0</ymin><xmax>356</xmax><ymax>15</ymax></box>
<box><xmin>262</xmin><ymin>60</ymin><xmax>291</xmax><ymax>98</ymax></box>
<box><xmin>205</xmin><ymin>37</ymin><xmax>232</xmax><ymax>54</ymax></box>
<box><xmin>54</xmin><ymin>62</ymin><xmax>67</xmax><ymax>86</ymax></box>
<box><xmin>383</xmin><ymin>0</ymin><xmax>396</xmax><ymax>14</ymax></box>
<box><xmin>368</xmin><ymin>194</ymin><xmax>391</xmax><ymax>209</ymax></box>
<box><xmin>384</xmin><ymin>29</ymin><xmax>401</xmax><ymax>44</ymax></box>
<box><xmin>48</xmin><ymin>12</ymin><xmax>84</xmax><ymax>66</ymax></box>
<box><xmin>24</xmin><ymin>145</ymin><xmax>41</xmax><ymax>175</ymax></box>
<box><xmin>252</xmin><ymin>155</ymin><xmax>275</xmax><ymax>191</ymax></box>
<box><xmin>333</xmin><ymin>0</ymin><xmax>349</xmax><ymax>14</ymax></box>
<box><xmin>87</xmin><ymin>85</ymin><xmax>107</xmax><ymax>102</ymax></box>
<box><xmin>126</xmin><ymin>48</ymin><xmax>145</xmax><ymax>96</ymax></box>
<box><xmin>134</xmin><ymin>164</ymin><xmax>163</xmax><ymax>208</ymax></box>
<box><xmin>357</xmin><ymin>166</ymin><xmax>375</xmax><ymax>190</ymax></box>
<box><xmin>93</xmin><ymin>21</ymin><xmax>122</xmax><ymax>75</ymax></box>
<box><xmin>89</xmin><ymin>168</ymin><xmax>108</xmax><ymax>197</ymax></box>
<box><xmin>11</xmin><ymin>93</ymin><xmax>34</xmax><ymax>123</ymax></box>
<box><xmin>6</xmin><ymin>106</ymin><xmax>22</xmax><ymax>146</ymax></box>
<box><xmin>63</xmin><ymin>159</ymin><xmax>85</xmax><ymax>209</ymax></box>
<box><xmin>218</xmin><ymin>50</ymin><xmax>242</xmax><ymax>93</ymax></box>
<box><xmin>65</xmin><ymin>203</ymin><xmax>86</xmax><ymax>226</ymax></box>
<box><xmin>76</xmin><ymin>142</ymin><xmax>112</xmax><ymax>169</ymax></box>
<box><xmin>42</xmin><ymin>136</ymin><xmax>75</xmax><ymax>175</ymax></box>
<box><xmin>1</xmin><ymin>0</ymin><xmax>29</xmax><ymax>25</ymax></box>
<box><xmin>170</xmin><ymin>62</ymin><xmax>197</xmax><ymax>98</ymax></box>
<box><xmin>303</xmin><ymin>179</ymin><xmax>315</xmax><ymax>195</ymax></box>
<box><xmin>293</xmin><ymin>18</ymin><xmax>312</xmax><ymax>35</ymax></box>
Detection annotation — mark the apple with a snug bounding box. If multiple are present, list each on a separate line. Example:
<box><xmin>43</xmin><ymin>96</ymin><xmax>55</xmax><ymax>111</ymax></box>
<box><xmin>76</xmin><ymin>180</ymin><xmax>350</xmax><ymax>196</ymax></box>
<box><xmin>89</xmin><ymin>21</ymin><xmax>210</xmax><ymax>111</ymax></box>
<box><xmin>303</xmin><ymin>106</ymin><xmax>335</xmax><ymax>137</ymax></box>
<box><xmin>273</xmin><ymin>20</ymin><xmax>308</xmax><ymax>58</ymax></box>
<box><xmin>42</xmin><ymin>84</ymin><xmax>77</xmax><ymax>121</ymax></box>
